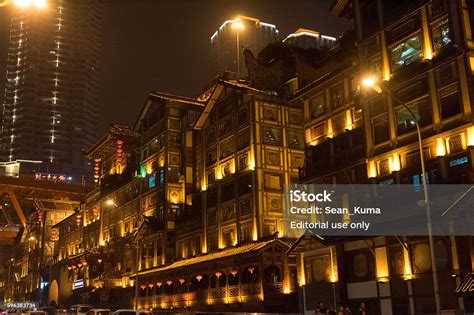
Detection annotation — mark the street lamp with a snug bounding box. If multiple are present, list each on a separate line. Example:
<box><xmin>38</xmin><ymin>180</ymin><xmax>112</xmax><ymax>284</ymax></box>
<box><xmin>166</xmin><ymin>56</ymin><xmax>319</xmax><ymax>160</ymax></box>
<box><xmin>231</xmin><ymin>18</ymin><xmax>244</xmax><ymax>77</ymax></box>
<box><xmin>362</xmin><ymin>76</ymin><xmax>441</xmax><ymax>314</ymax></box>
<box><xmin>0</xmin><ymin>0</ymin><xmax>46</xmax><ymax>8</ymax></box>
<box><xmin>105</xmin><ymin>199</ymin><xmax>116</xmax><ymax>207</ymax></box>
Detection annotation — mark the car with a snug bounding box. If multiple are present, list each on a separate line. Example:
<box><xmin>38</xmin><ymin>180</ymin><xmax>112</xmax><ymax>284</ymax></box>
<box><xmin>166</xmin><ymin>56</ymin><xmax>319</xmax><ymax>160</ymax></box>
<box><xmin>54</xmin><ymin>309</ymin><xmax>68</xmax><ymax>315</ymax></box>
<box><xmin>86</xmin><ymin>309</ymin><xmax>111</xmax><ymax>315</ymax></box>
<box><xmin>112</xmin><ymin>310</ymin><xmax>151</xmax><ymax>315</ymax></box>
<box><xmin>39</xmin><ymin>307</ymin><xmax>55</xmax><ymax>315</ymax></box>
<box><xmin>21</xmin><ymin>311</ymin><xmax>46</xmax><ymax>315</ymax></box>
<box><xmin>70</xmin><ymin>305</ymin><xmax>93</xmax><ymax>315</ymax></box>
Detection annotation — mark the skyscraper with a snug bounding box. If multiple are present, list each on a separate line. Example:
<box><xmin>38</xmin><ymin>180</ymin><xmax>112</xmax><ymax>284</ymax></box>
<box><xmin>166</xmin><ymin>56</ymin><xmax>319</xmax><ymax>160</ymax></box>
<box><xmin>283</xmin><ymin>28</ymin><xmax>336</xmax><ymax>50</ymax></box>
<box><xmin>0</xmin><ymin>0</ymin><xmax>103</xmax><ymax>183</ymax></box>
<box><xmin>211</xmin><ymin>15</ymin><xmax>279</xmax><ymax>78</ymax></box>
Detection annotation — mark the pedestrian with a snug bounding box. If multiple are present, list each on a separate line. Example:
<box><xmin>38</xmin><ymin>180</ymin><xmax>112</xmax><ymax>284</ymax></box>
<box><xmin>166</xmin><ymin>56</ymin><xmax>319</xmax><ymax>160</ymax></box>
<box><xmin>344</xmin><ymin>306</ymin><xmax>352</xmax><ymax>315</ymax></box>
<box><xmin>318</xmin><ymin>302</ymin><xmax>328</xmax><ymax>314</ymax></box>
<box><xmin>315</xmin><ymin>307</ymin><xmax>321</xmax><ymax>315</ymax></box>
<box><xmin>328</xmin><ymin>307</ymin><xmax>337</xmax><ymax>315</ymax></box>
<box><xmin>359</xmin><ymin>302</ymin><xmax>366</xmax><ymax>315</ymax></box>
<box><xmin>337</xmin><ymin>306</ymin><xmax>345</xmax><ymax>315</ymax></box>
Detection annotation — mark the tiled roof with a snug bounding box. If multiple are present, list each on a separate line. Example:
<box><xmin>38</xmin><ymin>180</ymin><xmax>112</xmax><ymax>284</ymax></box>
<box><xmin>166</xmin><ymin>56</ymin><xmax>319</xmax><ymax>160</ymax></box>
<box><xmin>137</xmin><ymin>239</ymin><xmax>286</xmax><ymax>276</ymax></box>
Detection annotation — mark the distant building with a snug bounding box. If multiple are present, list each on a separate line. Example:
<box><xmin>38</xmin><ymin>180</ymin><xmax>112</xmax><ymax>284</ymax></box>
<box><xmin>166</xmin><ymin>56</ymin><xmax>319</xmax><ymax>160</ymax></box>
<box><xmin>283</xmin><ymin>28</ymin><xmax>336</xmax><ymax>50</ymax></box>
<box><xmin>211</xmin><ymin>15</ymin><xmax>280</xmax><ymax>78</ymax></box>
<box><xmin>0</xmin><ymin>0</ymin><xmax>103</xmax><ymax>184</ymax></box>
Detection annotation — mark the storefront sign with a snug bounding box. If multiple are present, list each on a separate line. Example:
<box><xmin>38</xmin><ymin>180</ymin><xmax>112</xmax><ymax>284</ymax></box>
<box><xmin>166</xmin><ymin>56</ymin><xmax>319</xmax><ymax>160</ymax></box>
<box><xmin>73</xmin><ymin>279</ymin><xmax>85</xmax><ymax>290</ymax></box>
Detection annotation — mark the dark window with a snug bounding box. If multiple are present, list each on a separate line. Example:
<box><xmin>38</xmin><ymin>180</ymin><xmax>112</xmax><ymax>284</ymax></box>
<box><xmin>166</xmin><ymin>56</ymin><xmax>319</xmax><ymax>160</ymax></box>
<box><xmin>440</xmin><ymin>90</ymin><xmax>461</xmax><ymax>119</ymax></box>
<box><xmin>330</xmin><ymin>83</ymin><xmax>345</xmax><ymax>109</ymax></box>
<box><xmin>396</xmin><ymin>99</ymin><xmax>432</xmax><ymax>135</ymax></box>
<box><xmin>373</xmin><ymin>115</ymin><xmax>390</xmax><ymax>144</ymax></box>
<box><xmin>221</xmin><ymin>182</ymin><xmax>235</xmax><ymax>202</ymax></box>
<box><xmin>262</xmin><ymin>127</ymin><xmax>281</xmax><ymax>146</ymax></box>
<box><xmin>309</xmin><ymin>94</ymin><xmax>325</xmax><ymax>119</ymax></box>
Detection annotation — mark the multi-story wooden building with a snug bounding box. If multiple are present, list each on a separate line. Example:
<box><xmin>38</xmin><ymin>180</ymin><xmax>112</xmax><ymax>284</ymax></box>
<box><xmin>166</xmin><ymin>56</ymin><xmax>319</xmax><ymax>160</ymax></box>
<box><xmin>291</xmin><ymin>0</ymin><xmax>474</xmax><ymax>314</ymax></box>
<box><xmin>131</xmin><ymin>80</ymin><xmax>305</xmax><ymax>313</ymax></box>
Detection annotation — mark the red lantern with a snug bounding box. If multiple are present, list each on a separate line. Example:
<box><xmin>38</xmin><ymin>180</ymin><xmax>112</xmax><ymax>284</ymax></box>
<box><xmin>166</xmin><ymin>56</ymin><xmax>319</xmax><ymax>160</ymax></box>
<box><xmin>148</xmin><ymin>283</ymin><xmax>154</xmax><ymax>289</ymax></box>
<box><xmin>231</xmin><ymin>269</ymin><xmax>238</xmax><ymax>276</ymax></box>
<box><xmin>75</xmin><ymin>214</ymin><xmax>82</xmax><ymax>226</ymax></box>
<box><xmin>77</xmin><ymin>262</ymin><xmax>82</xmax><ymax>268</ymax></box>
<box><xmin>67</xmin><ymin>266</ymin><xmax>72</xmax><ymax>270</ymax></box>
<box><xmin>97</xmin><ymin>258</ymin><xmax>103</xmax><ymax>263</ymax></box>
<box><xmin>156</xmin><ymin>281</ymin><xmax>162</xmax><ymax>287</ymax></box>
<box><xmin>37</xmin><ymin>211</ymin><xmax>43</xmax><ymax>221</ymax></box>
<box><xmin>116</xmin><ymin>140</ymin><xmax>124</xmax><ymax>165</ymax></box>
<box><xmin>140</xmin><ymin>284</ymin><xmax>146</xmax><ymax>290</ymax></box>
<box><xmin>215</xmin><ymin>271</ymin><xmax>222</xmax><ymax>278</ymax></box>
<box><xmin>166</xmin><ymin>280</ymin><xmax>173</xmax><ymax>286</ymax></box>
<box><xmin>92</xmin><ymin>205</ymin><xmax>99</xmax><ymax>216</ymax></box>
<box><xmin>179</xmin><ymin>278</ymin><xmax>186</xmax><ymax>284</ymax></box>
<box><xmin>93</xmin><ymin>159</ymin><xmax>101</xmax><ymax>183</ymax></box>
<box><xmin>248</xmin><ymin>266</ymin><xmax>255</xmax><ymax>274</ymax></box>
<box><xmin>71</xmin><ymin>265</ymin><xmax>77</xmax><ymax>270</ymax></box>
<box><xmin>196</xmin><ymin>275</ymin><xmax>203</xmax><ymax>282</ymax></box>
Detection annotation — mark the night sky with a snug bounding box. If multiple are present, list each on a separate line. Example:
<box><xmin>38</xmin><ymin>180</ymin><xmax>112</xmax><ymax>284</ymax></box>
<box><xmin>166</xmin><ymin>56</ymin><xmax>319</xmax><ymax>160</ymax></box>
<box><xmin>0</xmin><ymin>0</ymin><xmax>351</xmax><ymax>134</ymax></box>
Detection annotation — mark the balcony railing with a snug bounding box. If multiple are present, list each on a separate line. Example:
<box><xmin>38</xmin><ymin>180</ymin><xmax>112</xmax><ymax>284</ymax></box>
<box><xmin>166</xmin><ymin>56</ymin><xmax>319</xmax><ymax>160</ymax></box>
<box><xmin>136</xmin><ymin>282</ymin><xmax>269</xmax><ymax>309</ymax></box>
<box><xmin>299</xmin><ymin>128</ymin><xmax>366</xmax><ymax>181</ymax></box>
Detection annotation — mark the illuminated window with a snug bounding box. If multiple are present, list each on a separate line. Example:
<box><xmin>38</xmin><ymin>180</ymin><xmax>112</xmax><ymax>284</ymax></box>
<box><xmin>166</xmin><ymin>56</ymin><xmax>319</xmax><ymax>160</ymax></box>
<box><xmin>396</xmin><ymin>99</ymin><xmax>432</xmax><ymax>135</ymax></box>
<box><xmin>431</xmin><ymin>18</ymin><xmax>452</xmax><ymax>52</ymax></box>
<box><xmin>309</xmin><ymin>94</ymin><xmax>325</xmax><ymax>119</ymax></box>
<box><xmin>390</xmin><ymin>34</ymin><xmax>423</xmax><ymax>71</ymax></box>
<box><xmin>148</xmin><ymin>174</ymin><xmax>156</xmax><ymax>189</ymax></box>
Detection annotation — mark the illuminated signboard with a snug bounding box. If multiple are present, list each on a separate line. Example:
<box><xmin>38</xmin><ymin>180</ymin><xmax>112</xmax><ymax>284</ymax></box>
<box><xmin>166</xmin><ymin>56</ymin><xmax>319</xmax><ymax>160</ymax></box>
<box><xmin>73</xmin><ymin>279</ymin><xmax>85</xmax><ymax>290</ymax></box>
<box><xmin>35</xmin><ymin>173</ymin><xmax>68</xmax><ymax>183</ymax></box>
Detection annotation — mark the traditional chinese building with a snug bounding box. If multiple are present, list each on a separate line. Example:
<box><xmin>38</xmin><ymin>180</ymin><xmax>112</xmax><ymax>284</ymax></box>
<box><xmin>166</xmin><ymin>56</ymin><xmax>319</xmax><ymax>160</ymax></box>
<box><xmin>290</xmin><ymin>0</ymin><xmax>474</xmax><ymax>314</ymax></box>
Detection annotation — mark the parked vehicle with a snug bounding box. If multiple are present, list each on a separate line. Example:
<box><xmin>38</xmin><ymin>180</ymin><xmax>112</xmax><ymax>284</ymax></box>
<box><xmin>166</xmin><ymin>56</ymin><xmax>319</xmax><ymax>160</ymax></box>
<box><xmin>86</xmin><ymin>309</ymin><xmax>111</xmax><ymax>315</ymax></box>
<box><xmin>112</xmin><ymin>310</ymin><xmax>151</xmax><ymax>315</ymax></box>
<box><xmin>70</xmin><ymin>305</ymin><xmax>92</xmax><ymax>315</ymax></box>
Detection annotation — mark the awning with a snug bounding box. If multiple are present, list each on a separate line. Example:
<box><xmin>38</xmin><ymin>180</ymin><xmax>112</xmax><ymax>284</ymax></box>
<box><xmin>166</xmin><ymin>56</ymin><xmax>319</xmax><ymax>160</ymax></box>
<box><xmin>455</xmin><ymin>273</ymin><xmax>474</xmax><ymax>296</ymax></box>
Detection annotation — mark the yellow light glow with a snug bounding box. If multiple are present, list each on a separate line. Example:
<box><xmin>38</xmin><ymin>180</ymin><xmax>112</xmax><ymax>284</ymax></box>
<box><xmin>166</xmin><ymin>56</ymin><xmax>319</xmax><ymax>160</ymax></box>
<box><xmin>436</xmin><ymin>138</ymin><xmax>446</xmax><ymax>157</ymax></box>
<box><xmin>470</xmin><ymin>56</ymin><xmax>474</xmax><ymax>74</ymax></box>
<box><xmin>367</xmin><ymin>160</ymin><xmax>377</xmax><ymax>179</ymax></box>
<box><xmin>403</xmin><ymin>245</ymin><xmax>413</xmax><ymax>280</ymax></box>
<box><xmin>375</xmin><ymin>247</ymin><xmax>389</xmax><ymax>280</ymax></box>
<box><xmin>327</xmin><ymin>119</ymin><xmax>333</xmax><ymax>138</ymax></box>
<box><xmin>329</xmin><ymin>246</ymin><xmax>338</xmax><ymax>283</ymax></box>
<box><xmin>345</xmin><ymin>110</ymin><xmax>353</xmax><ymax>131</ymax></box>
<box><xmin>305</xmin><ymin>128</ymin><xmax>312</xmax><ymax>144</ymax></box>
<box><xmin>248</xmin><ymin>151</ymin><xmax>255</xmax><ymax>170</ymax></box>
<box><xmin>362</xmin><ymin>77</ymin><xmax>376</xmax><ymax>88</ymax></box>
<box><xmin>231</xmin><ymin>19</ymin><xmax>244</xmax><ymax>30</ymax></box>
<box><xmin>33</xmin><ymin>0</ymin><xmax>46</xmax><ymax>8</ymax></box>
<box><xmin>391</xmin><ymin>153</ymin><xmax>400</xmax><ymax>172</ymax></box>
<box><xmin>14</xmin><ymin>0</ymin><xmax>32</xmax><ymax>8</ymax></box>
<box><xmin>467</xmin><ymin>127</ymin><xmax>474</xmax><ymax>147</ymax></box>
<box><xmin>105</xmin><ymin>199</ymin><xmax>115</xmax><ymax>206</ymax></box>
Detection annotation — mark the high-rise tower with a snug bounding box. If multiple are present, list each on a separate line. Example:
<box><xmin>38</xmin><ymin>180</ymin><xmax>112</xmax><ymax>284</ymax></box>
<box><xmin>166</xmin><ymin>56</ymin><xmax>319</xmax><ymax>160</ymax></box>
<box><xmin>211</xmin><ymin>15</ymin><xmax>279</xmax><ymax>78</ymax></box>
<box><xmin>0</xmin><ymin>0</ymin><xmax>103</xmax><ymax>183</ymax></box>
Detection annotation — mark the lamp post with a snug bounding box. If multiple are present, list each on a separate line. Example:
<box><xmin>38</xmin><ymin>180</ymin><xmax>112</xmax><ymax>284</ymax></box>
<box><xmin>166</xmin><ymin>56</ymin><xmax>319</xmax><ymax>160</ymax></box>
<box><xmin>362</xmin><ymin>76</ymin><xmax>441</xmax><ymax>314</ymax></box>
<box><xmin>231</xmin><ymin>19</ymin><xmax>244</xmax><ymax>77</ymax></box>
<box><xmin>6</xmin><ymin>258</ymin><xmax>13</xmax><ymax>302</ymax></box>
